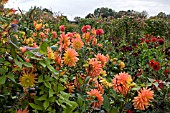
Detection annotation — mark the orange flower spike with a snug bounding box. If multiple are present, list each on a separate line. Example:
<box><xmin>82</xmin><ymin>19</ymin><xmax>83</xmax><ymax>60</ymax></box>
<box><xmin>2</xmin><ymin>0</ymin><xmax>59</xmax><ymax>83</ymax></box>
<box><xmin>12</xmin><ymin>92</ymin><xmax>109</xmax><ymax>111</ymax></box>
<box><xmin>87</xmin><ymin>89</ymin><xmax>103</xmax><ymax>109</ymax></box>
<box><xmin>133</xmin><ymin>87</ymin><xmax>154</xmax><ymax>110</ymax></box>
<box><xmin>63</xmin><ymin>48</ymin><xmax>79</xmax><ymax>67</ymax></box>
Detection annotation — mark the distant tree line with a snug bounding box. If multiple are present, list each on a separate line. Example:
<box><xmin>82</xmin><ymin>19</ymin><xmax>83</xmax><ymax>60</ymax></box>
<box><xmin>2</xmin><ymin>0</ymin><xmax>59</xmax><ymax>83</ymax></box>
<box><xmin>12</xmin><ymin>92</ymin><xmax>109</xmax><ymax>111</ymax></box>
<box><xmin>75</xmin><ymin>7</ymin><xmax>170</xmax><ymax>20</ymax></box>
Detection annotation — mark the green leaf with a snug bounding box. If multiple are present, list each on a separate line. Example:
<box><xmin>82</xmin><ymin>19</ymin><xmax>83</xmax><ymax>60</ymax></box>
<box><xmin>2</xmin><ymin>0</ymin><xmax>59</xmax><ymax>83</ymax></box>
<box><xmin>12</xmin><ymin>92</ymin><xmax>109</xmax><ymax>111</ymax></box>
<box><xmin>56</xmin><ymin>84</ymin><xmax>65</xmax><ymax>93</ymax></box>
<box><xmin>103</xmin><ymin>95</ymin><xmax>110</xmax><ymax>112</ymax></box>
<box><xmin>47</xmin><ymin>64</ymin><xmax>56</xmax><ymax>72</ymax></box>
<box><xmin>84</xmin><ymin>76</ymin><xmax>90</xmax><ymax>84</ymax></box>
<box><xmin>43</xmin><ymin>100</ymin><xmax>49</xmax><ymax>109</ymax></box>
<box><xmin>110</xmin><ymin>106</ymin><xmax>118</xmax><ymax>113</ymax></box>
<box><xmin>44</xmin><ymin>81</ymin><xmax>51</xmax><ymax>89</ymax></box>
<box><xmin>37</xmin><ymin>94</ymin><xmax>47</xmax><ymax>101</ymax></box>
<box><xmin>29</xmin><ymin>103</ymin><xmax>43</xmax><ymax>110</ymax></box>
<box><xmin>14</xmin><ymin>59</ymin><xmax>22</xmax><ymax>68</ymax></box>
<box><xmin>0</xmin><ymin>75</ymin><xmax>6</xmax><ymax>84</ymax></box>
<box><xmin>30</xmin><ymin>56</ymin><xmax>43</xmax><ymax>60</ymax></box>
<box><xmin>23</xmin><ymin>62</ymin><xmax>33</xmax><ymax>67</ymax></box>
<box><xmin>63</xmin><ymin>101</ymin><xmax>78</xmax><ymax>113</ymax></box>
<box><xmin>38</xmin><ymin>75</ymin><xmax>44</xmax><ymax>83</ymax></box>
<box><xmin>78</xmin><ymin>77</ymin><xmax>83</xmax><ymax>84</ymax></box>
<box><xmin>77</xmin><ymin>94</ymin><xmax>83</xmax><ymax>106</ymax></box>
<box><xmin>40</xmin><ymin>41</ymin><xmax>48</xmax><ymax>54</ymax></box>
<box><xmin>39</xmin><ymin>61</ymin><xmax>46</xmax><ymax>68</ymax></box>
<box><xmin>7</xmin><ymin>72</ymin><xmax>16</xmax><ymax>83</ymax></box>
<box><xmin>60</xmin><ymin>91</ymin><xmax>70</xmax><ymax>99</ymax></box>
<box><xmin>0</xmin><ymin>67</ymin><xmax>8</xmax><ymax>75</ymax></box>
<box><xmin>49</xmin><ymin>89</ymin><xmax>55</xmax><ymax>97</ymax></box>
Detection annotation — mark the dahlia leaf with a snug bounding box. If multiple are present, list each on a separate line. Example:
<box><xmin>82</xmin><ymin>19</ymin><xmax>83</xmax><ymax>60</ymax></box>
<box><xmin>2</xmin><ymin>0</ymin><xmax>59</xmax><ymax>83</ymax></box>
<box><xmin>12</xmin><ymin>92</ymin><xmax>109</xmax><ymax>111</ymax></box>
<box><xmin>43</xmin><ymin>100</ymin><xmax>49</xmax><ymax>109</ymax></box>
<box><xmin>29</xmin><ymin>103</ymin><xmax>43</xmax><ymax>110</ymax></box>
<box><xmin>40</xmin><ymin>41</ymin><xmax>48</xmax><ymax>54</ymax></box>
<box><xmin>0</xmin><ymin>75</ymin><xmax>6</xmax><ymax>84</ymax></box>
<box><xmin>7</xmin><ymin>72</ymin><xmax>16</xmax><ymax>83</ymax></box>
<box><xmin>103</xmin><ymin>94</ymin><xmax>110</xmax><ymax>112</ymax></box>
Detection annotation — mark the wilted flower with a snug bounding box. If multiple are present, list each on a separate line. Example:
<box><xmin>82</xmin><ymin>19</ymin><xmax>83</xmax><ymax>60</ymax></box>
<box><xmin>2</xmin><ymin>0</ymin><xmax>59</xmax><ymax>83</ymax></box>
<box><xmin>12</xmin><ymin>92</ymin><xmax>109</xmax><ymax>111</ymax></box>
<box><xmin>112</xmin><ymin>72</ymin><xmax>132</xmax><ymax>96</ymax></box>
<box><xmin>65</xmin><ymin>82</ymin><xmax>75</xmax><ymax>93</ymax></box>
<box><xmin>63</xmin><ymin>48</ymin><xmax>79</xmax><ymax>67</ymax></box>
<box><xmin>133</xmin><ymin>87</ymin><xmax>154</xmax><ymax>110</ymax></box>
<box><xmin>87</xmin><ymin>89</ymin><xmax>103</xmax><ymax>109</ymax></box>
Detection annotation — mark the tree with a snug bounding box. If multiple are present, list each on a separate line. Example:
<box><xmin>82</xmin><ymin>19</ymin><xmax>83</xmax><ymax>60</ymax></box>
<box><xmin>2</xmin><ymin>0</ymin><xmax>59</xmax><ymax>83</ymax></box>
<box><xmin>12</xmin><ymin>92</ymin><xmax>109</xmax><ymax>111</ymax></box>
<box><xmin>157</xmin><ymin>12</ymin><xmax>167</xmax><ymax>18</ymax></box>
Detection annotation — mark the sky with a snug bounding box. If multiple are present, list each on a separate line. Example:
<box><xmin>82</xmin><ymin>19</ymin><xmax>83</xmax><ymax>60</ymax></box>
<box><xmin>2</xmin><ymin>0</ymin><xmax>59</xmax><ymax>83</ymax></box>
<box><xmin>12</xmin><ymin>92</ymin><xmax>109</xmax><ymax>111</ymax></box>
<box><xmin>4</xmin><ymin>0</ymin><xmax>170</xmax><ymax>20</ymax></box>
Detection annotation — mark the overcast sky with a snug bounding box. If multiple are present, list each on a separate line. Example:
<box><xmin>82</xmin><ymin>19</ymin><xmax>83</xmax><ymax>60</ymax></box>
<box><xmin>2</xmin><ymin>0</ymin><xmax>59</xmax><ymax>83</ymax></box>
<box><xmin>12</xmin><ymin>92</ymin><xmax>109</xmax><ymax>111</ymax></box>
<box><xmin>4</xmin><ymin>0</ymin><xmax>170</xmax><ymax>20</ymax></box>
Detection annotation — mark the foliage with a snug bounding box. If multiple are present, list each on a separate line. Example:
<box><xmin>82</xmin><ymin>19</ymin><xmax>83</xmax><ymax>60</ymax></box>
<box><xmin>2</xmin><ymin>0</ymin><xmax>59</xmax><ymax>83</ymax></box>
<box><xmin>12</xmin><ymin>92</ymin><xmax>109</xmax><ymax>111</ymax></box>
<box><xmin>0</xmin><ymin>1</ymin><xmax>170</xmax><ymax>113</ymax></box>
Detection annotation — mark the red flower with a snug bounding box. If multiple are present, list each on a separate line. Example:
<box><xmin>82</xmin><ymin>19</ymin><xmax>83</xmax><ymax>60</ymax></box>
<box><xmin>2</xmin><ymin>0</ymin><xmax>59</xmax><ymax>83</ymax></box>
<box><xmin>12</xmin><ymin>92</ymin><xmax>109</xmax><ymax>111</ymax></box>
<box><xmin>149</xmin><ymin>59</ymin><xmax>155</xmax><ymax>67</ymax></box>
<box><xmin>126</xmin><ymin>109</ymin><xmax>133</xmax><ymax>113</ymax></box>
<box><xmin>96</xmin><ymin>29</ymin><xmax>104</xmax><ymax>36</ymax></box>
<box><xmin>81</xmin><ymin>25</ymin><xmax>91</xmax><ymax>33</ymax></box>
<box><xmin>164</xmin><ymin>69</ymin><xmax>169</xmax><ymax>78</ymax></box>
<box><xmin>145</xmin><ymin>34</ymin><xmax>150</xmax><ymax>38</ymax></box>
<box><xmin>158</xmin><ymin>38</ymin><xmax>164</xmax><ymax>45</ymax></box>
<box><xmin>152</xmin><ymin>61</ymin><xmax>161</xmax><ymax>71</ymax></box>
<box><xmin>59</xmin><ymin>25</ymin><xmax>65</xmax><ymax>32</ymax></box>
<box><xmin>145</xmin><ymin>39</ymin><xmax>150</xmax><ymax>44</ymax></box>
<box><xmin>151</xmin><ymin>37</ymin><xmax>157</xmax><ymax>42</ymax></box>
<box><xmin>141</xmin><ymin>37</ymin><xmax>145</xmax><ymax>42</ymax></box>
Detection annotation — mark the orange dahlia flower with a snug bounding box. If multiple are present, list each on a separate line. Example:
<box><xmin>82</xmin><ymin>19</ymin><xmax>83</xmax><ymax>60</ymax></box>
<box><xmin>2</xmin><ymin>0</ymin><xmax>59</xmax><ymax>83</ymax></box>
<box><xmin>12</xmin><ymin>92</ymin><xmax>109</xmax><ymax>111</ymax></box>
<box><xmin>34</xmin><ymin>21</ymin><xmax>42</xmax><ymax>30</ymax></box>
<box><xmin>133</xmin><ymin>87</ymin><xmax>154</xmax><ymax>110</ymax></box>
<box><xmin>72</xmin><ymin>38</ymin><xmax>84</xmax><ymax>50</ymax></box>
<box><xmin>87</xmin><ymin>89</ymin><xmax>103</xmax><ymax>109</ymax></box>
<box><xmin>112</xmin><ymin>72</ymin><xmax>132</xmax><ymax>96</ymax></box>
<box><xmin>83</xmin><ymin>32</ymin><xmax>92</xmax><ymax>44</ymax></box>
<box><xmin>59</xmin><ymin>33</ymin><xmax>71</xmax><ymax>50</ymax></box>
<box><xmin>87</xmin><ymin>58</ymin><xmax>102</xmax><ymax>77</ymax></box>
<box><xmin>16</xmin><ymin>107</ymin><xmax>29</xmax><ymax>113</ymax></box>
<box><xmin>96</xmin><ymin>53</ymin><xmax>108</xmax><ymax>67</ymax></box>
<box><xmin>63</xmin><ymin>48</ymin><xmax>79</xmax><ymax>67</ymax></box>
<box><xmin>19</xmin><ymin>71</ymin><xmax>37</xmax><ymax>89</ymax></box>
